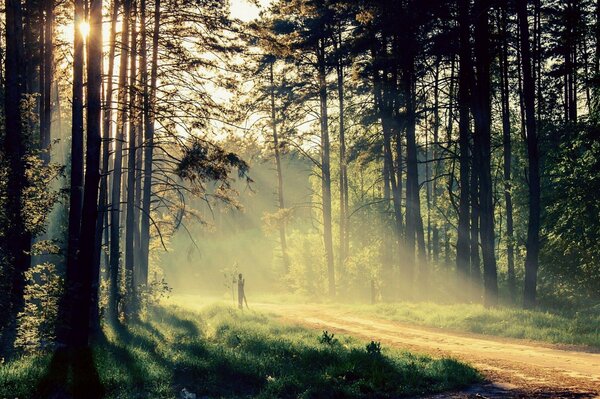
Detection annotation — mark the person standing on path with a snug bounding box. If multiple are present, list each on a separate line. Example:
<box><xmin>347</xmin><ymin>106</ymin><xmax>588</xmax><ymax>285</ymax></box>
<box><xmin>238</xmin><ymin>273</ymin><xmax>248</xmax><ymax>310</ymax></box>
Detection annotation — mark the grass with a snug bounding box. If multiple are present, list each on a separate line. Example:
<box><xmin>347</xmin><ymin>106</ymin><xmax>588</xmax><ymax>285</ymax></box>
<box><xmin>342</xmin><ymin>301</ymin><xmax>600</xmax><ymax>349</ymax></box>
<box><xmin>0</xmin><ymin>303</ymin><xmax>480</xmax><ymax>398</ymax></box>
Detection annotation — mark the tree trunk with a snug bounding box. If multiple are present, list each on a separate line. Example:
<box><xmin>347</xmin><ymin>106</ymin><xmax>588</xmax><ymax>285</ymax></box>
<box><xmin>1</xmin><ymin>0</ymin><xmax>30</xmax><ymax>355</ymax></box>
<box><xmin>431</xmin><ymin>60</ymin><xmax>440</xmax><ymax>264</ymax></box>
<box><xmin>71</xmin><ymin>0</ymin><xmax>103</xmax><ymax>348</ymax></box>
<box><xmin>336</xmin><ymin>43</ymin><xmax>349</xmax><ymax>274</ymax></box>
<box><xmin>318</xmin><ymin>39</ymin><xmax>335</xmax><ymax>298</ymax></box>
<box><xmin>404</xmin><ymin>51</ymin><xmax>427</xmax><ymax>289</ymax></box>
<box><xmin>125</xmin><ymin>0</ymin><xmax>139</xmax><ymax>318</ymax></box>
<box><xmin>40</xmin><ymin>0</ymin><xmax>53</xmax><ymax>163</ymax></box>
<box><xmin>93</xmin><ymin>0</ymin><xmax>119</xmax><ymax>331</ymax></box>
<box><xmin>269</xmin><ymin>61</ymin><xmax>290</xmax><ymax>273</ymax></box>
<box><xmin>64</xmin><ymin>0</ymin><xmax>85</xmax><ymax>342</ymax></box>
<box><xmin>473</xmin><ymin>0</ymin><xmax>498</xmax><ymax>307</ymax></box>
<box><xmin>456</xmin><ymin>0</ymin><xmax>472</xmax><ymax>281</ymax></box>
<box><xmin>109</xmin><ymin>0</ymin><xmax>131</xmax><ymax>324</ymax></box>
<box><xmin>500</xmin><ymin>6</ymin><xmax>516</xmax><ymax>302</ymax></box>
<box><xmin>140</xmin><ymin>0</ymin><xmax>160</xmax><ymax>288</ymax></box>
<box><xmin>517</xmin><ymin>0</ymin><xmax>541</xmax><ymax>309</ymax></box>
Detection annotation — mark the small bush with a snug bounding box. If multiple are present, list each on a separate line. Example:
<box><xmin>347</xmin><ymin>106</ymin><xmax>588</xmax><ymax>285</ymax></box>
<box><xmin>365</xmin><ymin>340</ymin><xmax>381</xmax><ymax>356</ymax></box>
<box><xmin>318</xmin><ymin>330</ymin><xmax>338</xmax><ymax>346</ymax></box>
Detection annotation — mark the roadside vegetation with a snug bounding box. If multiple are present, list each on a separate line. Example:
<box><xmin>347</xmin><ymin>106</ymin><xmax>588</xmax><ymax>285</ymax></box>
<box><xmin>332</xmin><ymin>302</ymin><xmax>600</xmax><ymax>349</ymax></box>
<box><xmin>0</xmin><ymin>304</ymin><xmax>480</xmax><ymax>399</ymax></box>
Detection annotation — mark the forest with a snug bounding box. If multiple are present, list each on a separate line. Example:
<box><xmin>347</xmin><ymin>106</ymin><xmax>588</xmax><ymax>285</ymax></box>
<box><xmin>0</xmin><ymin>0</ymin><xmax>599</xmax><ymax>398</ymax></box>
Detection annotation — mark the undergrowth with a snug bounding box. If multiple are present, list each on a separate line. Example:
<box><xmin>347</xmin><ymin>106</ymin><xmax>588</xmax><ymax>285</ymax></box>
<box><xmin>0</xmin><ymin>303</ymin><xmax>480</xmax><ymax>398</ymax></box>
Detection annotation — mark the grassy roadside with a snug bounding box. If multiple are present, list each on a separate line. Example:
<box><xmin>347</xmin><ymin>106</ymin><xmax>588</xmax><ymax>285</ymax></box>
<box><xmin>0</xmin><ymin>303</ymin><xmax>480</xmax><ymax>398</ymax></box>
<box><xmin>337</xmin><ymin>301</ymin><xmax>600</xmax><ymax>349</ymax></box>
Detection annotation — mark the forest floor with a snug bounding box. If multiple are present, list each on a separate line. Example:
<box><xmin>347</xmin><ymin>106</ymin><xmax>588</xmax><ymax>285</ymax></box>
<box><xmin>238</xmin><ymin>302</ymin><xmax>600</xmax><ymax>399</ymax></box>
<box><xmin>0</xmin><ymin>302</ymin><xmax>479</xmax><ymax>399</ymax></box>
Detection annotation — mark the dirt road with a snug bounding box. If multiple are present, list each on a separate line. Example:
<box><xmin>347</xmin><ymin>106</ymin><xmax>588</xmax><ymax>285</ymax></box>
<box><xmin>255</xmin><ymin>303</ymin><xmax>600</xmax><ymax>398</ymax></box>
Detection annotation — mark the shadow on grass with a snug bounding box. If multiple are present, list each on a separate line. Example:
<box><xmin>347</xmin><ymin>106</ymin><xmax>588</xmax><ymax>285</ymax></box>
<box><xmin>21</xmin><ymin>306</ymin><xmax>479</xmax><ymax>398</ymax></box>
<box><xmin>34</xmin><ymin>347</ymin><xmax>104</xmax><ymax>399</ymax></box>
<box><xmin>96</xmin><ymin>306</ymin><xmax>481</xmax><ymax>398</ymax></box>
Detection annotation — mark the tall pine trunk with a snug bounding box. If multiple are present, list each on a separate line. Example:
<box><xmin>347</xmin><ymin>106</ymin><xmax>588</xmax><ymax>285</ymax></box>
<box><xmin>500</xmin><ymin>7</ymin><xmax>516</xmax><ymax>302</ymax></box>
<box><xmin>473</xmin><ymin>0</ymin><xmax>498</xmax><ymax>307</ymax></box>
<box><xmin>269</xmin><ymin>61</ymin><xmax>290</xmax><ymax>273</ymax></box>
<box><xmin>140</xmin><ymin>0</ymin><xmax>160</xmax><ymax>288</ymax></box>
<box><xmin>71</xmin><ymin>0</ymin><xmax>103</xmax><ymax>347</ymax></box>
<box><xmin>125</xmin><ymin>0</ymin><xmax>139</xmax><ymax>318</ymax></box>
<box><xmin>64</xmin><ymin>0</ymin><xmax>85</xmax><ymax>342</ymax></box>
<box><xmin>40</xmin><ymin>0</ymin><xmax>53</xmax><ymax>163</ymax></box>
<box><xmin>318</xmin><ymin>39</ymin><xmax>335</xmax><ymax>297</ymax></box>
<box><xmin>517</xmin><ymin>0</ymin><xmax>541</xmax><ymax>309</ymax></box>
<box><xmin>456</xmin><ymin>0</ymin><xmax>472</xmax><ymax>281</ymax></box>
<box><xmin>109</xmin><ymin>0</ymin><xmax>131</xmax><ymax>324</ymax></box>
<box><xmin>2</xmin><ymin>0</ymin><xmax>30</xmax><ymax>355</ymax></box>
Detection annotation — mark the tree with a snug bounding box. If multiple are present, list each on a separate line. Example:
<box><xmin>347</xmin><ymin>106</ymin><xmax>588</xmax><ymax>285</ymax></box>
<box><xmin>1</xmin><ymin>0</ymin><xmax>30</xmax><ymax>354</ymax></box>
<box><xmin>473</xmin><ymin>0</ymin><xmax>498</xmax><ymax>307</ymax></box>
<box><xmin>71</xmin><ymin>0</ymin><xmax>103</xmax><ymax>347</ymax></box>
<box><xmin>518</xmin><ymin>0</ymin><xmax>541</xmax><ymax>308</ymax></box>
<box><xmin>109</xmin><ymin>0</ymin><xmax>131</xmax><ymax>324</ymax></box>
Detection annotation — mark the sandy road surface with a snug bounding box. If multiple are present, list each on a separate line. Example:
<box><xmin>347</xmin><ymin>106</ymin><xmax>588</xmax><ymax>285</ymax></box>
<box><xmin>254</xmin><ymin>303</ymin><xmax>600</xmax><ymax>398</ymax></box>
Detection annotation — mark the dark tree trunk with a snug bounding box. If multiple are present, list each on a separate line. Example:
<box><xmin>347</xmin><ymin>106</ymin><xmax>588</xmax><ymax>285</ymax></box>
<box><xmin>269</xmin><ymin>61</ymin><xmax>290</xmax><ymax>273</ymax></box>
<box><xmin>431</xmin><ymin>61</ymin><xmax>440</xmax><ymax>264</ymax></box>
<box><xmin>404</xmin><ymin>52</ymin><xmax>427</xmax><ymax>288</ymax></box>
<box><xmin>71</xmin><ymin>0</ymin><xmax>103</xmax><ymax>347</ymax></box>
<box><xmin>63</xmin><ymin>0</ymin><xmax>85</xmax><ymax>342</ymax></box>
<box><xmin>1</xmin><ymin>0</ymin><xmax>30</xmax><ymax>355</ymax></box>
<box><xmin>318</xmin><ymin>38</ymin><xmax>335</xmax><ymax>298</ymax></box>
<box><xmin>140</xmin><ymin>0</ymin><xmax>160</xmax><ymax>288</ymax></box>
<box><xmin>517</xmin><ymin>0</ymin><xmax>541</xmax><ymax>309</ymax></box>
<box><xmin>109</xmin><ymin>0</ymin><xmax>131</xmax><ymax>324</ymax></box>
<box><xmin>336</xmin><ymin>41</ymin><xmax>349</xmax><ymax>273</ymax></box>
<box><xmin>125</xmin><ymin>0</ymin><xmax>139</xmax><ymax>318</ymax></box>
<box><xmin>456</xmin><ymin>0</ymin><xmax>472</xmax><ymax>281</ymax></box>
<box><xmin>500</xmin><ymin>6</ymin><xmax>516</xmax><ymax>302</ymax></box>
<box><xmin>40</xmin><ymin>0</ymin><xmax>53</xmax><ymax>163</ymax></box>
<box><xmin>473</xmin><ymin>0</ymin><xmax>498</xmax><ymax>307</ymax></box>
<box><xmin>93</xmin><ymin>0</ymin><xmax>119</xmax><ymax>332</ymax></box>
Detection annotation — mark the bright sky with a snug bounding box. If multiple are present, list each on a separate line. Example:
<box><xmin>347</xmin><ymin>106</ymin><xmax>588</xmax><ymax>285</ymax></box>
<box><xmin>230</xmin><ymin>0</ymin><xmax>271</xmax><ymax>22</ymax></box>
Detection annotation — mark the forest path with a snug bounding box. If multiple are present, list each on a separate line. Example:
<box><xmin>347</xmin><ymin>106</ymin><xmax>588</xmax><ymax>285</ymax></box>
<box><xmin>253</xmin><ymin>302</ymin><xmax>600</xmax><ymax>398</ymax></box>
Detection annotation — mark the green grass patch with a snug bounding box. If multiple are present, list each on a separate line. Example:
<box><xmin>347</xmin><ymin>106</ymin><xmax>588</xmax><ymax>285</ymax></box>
<box><xmin>345</xmin><ymin>301</ymin><xmax>600</xmax><ymax>349</ymax></box>
<box><xmin>0</xmin><ymin>303</ymin><xmax>480</xmax><ymax>398</ymax></box>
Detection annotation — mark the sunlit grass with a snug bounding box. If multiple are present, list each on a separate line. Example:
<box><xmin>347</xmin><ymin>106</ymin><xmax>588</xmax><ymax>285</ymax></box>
<box><xmin>0</xmin><ymin>303</ymin><xmax>480</xmax><ymax>398</ymax></box>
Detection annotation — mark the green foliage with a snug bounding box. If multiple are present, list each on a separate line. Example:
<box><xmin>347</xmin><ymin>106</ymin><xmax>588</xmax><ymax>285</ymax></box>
<box><xmin>365</xmin><ymin>341</ymin><xmax>381</xmax><ymax>356</ymax></box>
<box><xmin>0</xmin><ymin>304</ymin><xmax>480</xmax><ymax>398</ymax></box>
<box><xmin>542</xmin><ymin>121</ymin><xmax>600</xmax><ymax>303</ymax></box>
<box><xmin>15</xmin><ymin>263</ymin><xmax>63</xmax><ymax>352</ymax></box>
<box><xmin>318</xmin><ymin>330</ymin><xmax>338</xmax><ymax>346</ymax></box>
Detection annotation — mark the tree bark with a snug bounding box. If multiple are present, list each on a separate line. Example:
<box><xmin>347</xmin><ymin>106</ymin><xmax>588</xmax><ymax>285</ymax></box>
<box><xmin>109</xmin><ymin>0</ymin><xmax>131</xmax><ymax>324</ymax></box>
<box><xmin>1</xmin><ymin>0</ymin><xmax>30</xmax><ymax>355</ymax></box>
<box><xmin>269</xmin><ymin>61</ymin><xmax>290</xmax><ymax>273</ymax></box>
<box><xmin>71</xmin><ymin>0</ymin><xmax>103</xmax><ymax>347</ymax></box>
<box><xmin>500</xmin><ymin>6</ymin><xmax>516</xmax><ymax>302</ymax></box>
<box><xmin>125</xmin><ymin>0</ymin><xmax>139</xmax><ymax>318</ymax></box>
<box><xmin>140</xmin><ymin>0</ymin><xmax>160</xmax><ymax>288</ymax></box>
<box><xmin>336</xmin><ymin>40</ymin><xmax>349</xmax><ymax>274</ymax></box>
<box><xmin>318</xmin><ymin>38</ymin><xmax>335</xmax><ymax>298</ymax></box>
<box><xmin>473</xmin><ymin>0</ymin><xmax>498</xmax><ymax>307</ymax></box>
<box><xmin>517</xmin><ymin>0</ymin><xmax>541</xmax><ymax>309</ymax></box>
<box><xmin>40</xmin><ymin>0</ymin><xmax>53</xmax><ymax>163</ymax></box>
<box><xmin>93</xmin><ymin>0</ymin><xmax>120</xmax><ymax>327</ymax></box>
<box><xmin>456</xmin><ymin>0</ymin><xmax>472</xmax><ymax>281</ymax></box>
<box><xmin>64</xmin><ymin>0</ymin><xmax>85</xmax><ymax>342</ymax></box>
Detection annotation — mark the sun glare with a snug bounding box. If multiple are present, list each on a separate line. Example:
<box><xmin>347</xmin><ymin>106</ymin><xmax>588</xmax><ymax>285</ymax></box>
<box><xmin>79</xmin><ymin>21</ymin><xmax>91</xmax><ymax>39</ymax></box>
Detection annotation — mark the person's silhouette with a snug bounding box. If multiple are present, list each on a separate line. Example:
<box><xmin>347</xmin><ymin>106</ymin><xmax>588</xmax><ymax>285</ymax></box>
<box><xmin>237</xmin><ymin>273</ymin><xmax>248</xmax><ymax>310</ymax></box>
